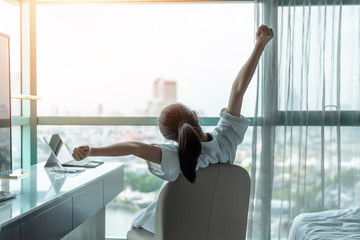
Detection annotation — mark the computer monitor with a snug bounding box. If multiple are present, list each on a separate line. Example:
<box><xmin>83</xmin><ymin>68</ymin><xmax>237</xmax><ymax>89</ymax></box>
<box><xmin>0</xmin><ymin>32</ymin><xmax>12</xmax><ymax>177</ymax></box>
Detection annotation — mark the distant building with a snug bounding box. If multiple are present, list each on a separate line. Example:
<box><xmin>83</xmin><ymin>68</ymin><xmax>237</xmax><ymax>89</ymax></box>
<box><xmin>0</xmin><ymin>104</ymin><xmax>9</xmax><ymax>119</ymax></box>
<box><xmin>146</xmin><ymin>78</ymin><xmax>177</xmax><ymax>116</ymax></box>
<box><xmin>97</xmin><ymin>104</ymin><xmax>104</xmax><ymax>116</ymax></box>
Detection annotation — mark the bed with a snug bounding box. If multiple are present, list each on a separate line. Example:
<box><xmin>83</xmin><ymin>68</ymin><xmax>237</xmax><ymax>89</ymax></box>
<box><xmin>288</xmin><ymin>208</ymin><xmax>360</xmax><ymax>239</ymax></box>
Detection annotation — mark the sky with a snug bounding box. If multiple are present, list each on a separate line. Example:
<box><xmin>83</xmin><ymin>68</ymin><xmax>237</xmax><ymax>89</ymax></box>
<box><xmin>35</xmin><ymin>3</ymin><xmax>257</xmax><ymax>117</ymax></box>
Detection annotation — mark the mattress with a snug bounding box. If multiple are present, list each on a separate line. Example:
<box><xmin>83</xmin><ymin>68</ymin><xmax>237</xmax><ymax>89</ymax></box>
<box><xmin>288</xmin><ymin>208</ymin><xmax>360</xmax><ymax>239</ymax></box>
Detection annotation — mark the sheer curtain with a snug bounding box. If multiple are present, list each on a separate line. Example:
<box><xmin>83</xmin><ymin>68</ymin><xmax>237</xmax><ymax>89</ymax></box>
<box><xmin>248</xmin><ymin>0</ymin><xmax>360</xmax><ymax>239</ymax></box>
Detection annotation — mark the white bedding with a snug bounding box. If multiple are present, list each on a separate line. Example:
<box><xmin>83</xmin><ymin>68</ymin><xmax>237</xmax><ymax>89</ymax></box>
<box><xmin>288</xmin><ymin>208</ymin><xmax>360</xmax><ymax>240</ymax></box>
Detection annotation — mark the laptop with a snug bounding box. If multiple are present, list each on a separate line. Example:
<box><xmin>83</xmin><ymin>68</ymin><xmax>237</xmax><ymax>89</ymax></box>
<box><xmin>44</xmin><ymin>134</ymin><xmax>103</xmax><ymax>168</ymax></box>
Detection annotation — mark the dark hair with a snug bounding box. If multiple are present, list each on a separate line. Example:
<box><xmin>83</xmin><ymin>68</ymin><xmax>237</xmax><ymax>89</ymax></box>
<box><xmin>158</xmin><ymin>103</ymin><xmax>203</xmax><ymax>183</ymax></box>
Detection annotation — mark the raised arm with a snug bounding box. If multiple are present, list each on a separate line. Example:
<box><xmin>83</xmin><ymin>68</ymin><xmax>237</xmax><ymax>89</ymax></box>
<box><xmin>72</xmin><ymin>142</ymin><xmax>162</xmax><ymax>165</ymax></box>
<box><xmin>227</xmin><ymin>25</ymin><xmax>274</xmax><ymax>117</ymax></box>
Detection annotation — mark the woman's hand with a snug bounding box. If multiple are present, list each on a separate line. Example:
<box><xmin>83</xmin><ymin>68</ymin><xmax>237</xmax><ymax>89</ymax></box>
<box><xmin>72</xmin><ymin>145</ymin><xmax>91</xmax><ymax>161</ymax></box>
<box><xmin>256</xmin><ymin>24</ymin><xmax>274</xmax><ymax>46</ymax></box>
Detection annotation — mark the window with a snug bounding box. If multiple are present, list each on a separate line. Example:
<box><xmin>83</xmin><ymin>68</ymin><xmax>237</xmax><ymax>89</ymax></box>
<box><xmin>1</xmin><ymin>0</ymin><xmax>21</xmax><ymax>170</ymax></box>
<box><xmin>278</xmin><ymin>5</ymin><xmax>360</xmax><ymax>111</ymax></box>
<box><xmin>15</xmin><ymin>0</ymin><xmax>359</xmax><ymax>239</ymax></box>
<box><xmin>37</xmin><ymin>3</ymin><xmax>256</xmax><ymax>117</ymax></box>
<box><xmin>36</xmin><ymin>5</ymin><xmax>255</xmax><ymax>236</ymax></box>
<box><xmin>267</xmin><ymin>3</ymin><xmax>360</xmax><ymax>239</ymax></box>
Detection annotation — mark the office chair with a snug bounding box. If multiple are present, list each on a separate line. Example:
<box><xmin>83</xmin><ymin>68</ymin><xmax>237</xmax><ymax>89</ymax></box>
<box><xmin>127</xmin><ymin>163</ymin><xmax>251</xmax><ymax>240</ymax></box>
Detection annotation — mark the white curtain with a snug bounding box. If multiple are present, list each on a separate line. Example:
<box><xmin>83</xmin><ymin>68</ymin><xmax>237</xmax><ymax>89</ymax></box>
<box><xmin>248</xmin><ymin>0</ymin><xmax>360</xmax><ymax>239</ymax></box>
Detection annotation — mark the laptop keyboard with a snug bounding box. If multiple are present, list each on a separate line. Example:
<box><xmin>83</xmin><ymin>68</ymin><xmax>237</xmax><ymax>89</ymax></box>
<box><xmin>65</xmin><ymin>160</ymin><xmax>89</xmax><ymax>166</ymax></box>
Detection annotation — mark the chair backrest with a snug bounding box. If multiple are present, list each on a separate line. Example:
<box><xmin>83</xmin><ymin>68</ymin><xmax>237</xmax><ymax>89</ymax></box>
<box><xmin>155</xmin><ymin>163</ymin><xmax>251</xmax><ymax>240</ymax></box>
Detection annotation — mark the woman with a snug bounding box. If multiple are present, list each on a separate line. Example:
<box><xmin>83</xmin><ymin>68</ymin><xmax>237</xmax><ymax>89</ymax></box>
<box><xmin>72</xmin><ymin>24</ymin><xmax>274</xmax><ymax>233</ymax></box>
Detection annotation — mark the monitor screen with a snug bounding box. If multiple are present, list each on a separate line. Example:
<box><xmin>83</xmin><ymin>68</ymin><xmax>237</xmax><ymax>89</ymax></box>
<box><xmin>0</xmin><ymin>32</ymin><xmax>12</xmax><ymax>177</ymax></box>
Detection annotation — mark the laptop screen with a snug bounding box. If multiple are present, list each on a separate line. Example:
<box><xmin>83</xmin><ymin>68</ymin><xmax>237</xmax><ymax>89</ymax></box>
<box><xmin>44</xmin><ymin>134</ymin><xmax>74</xmax><ymax>165</ymax></box>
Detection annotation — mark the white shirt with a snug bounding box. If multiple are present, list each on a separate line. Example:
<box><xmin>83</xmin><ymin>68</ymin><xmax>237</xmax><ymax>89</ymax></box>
<box><xmin>131</xmin><ymin>109</ymin><xmax>250</xmax><ymax>233</ymax></box>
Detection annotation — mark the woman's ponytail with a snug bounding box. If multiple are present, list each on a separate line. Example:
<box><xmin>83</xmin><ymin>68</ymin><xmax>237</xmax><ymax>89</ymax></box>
<box><xmin>158</xmin><ymin>103</ymin><xmax>204</xmax><ymax>183</ymax></box>
<box><xmin>177</xmin><ymin>123</ymin><xmax>201</xmax><ymax>183</ymax></box>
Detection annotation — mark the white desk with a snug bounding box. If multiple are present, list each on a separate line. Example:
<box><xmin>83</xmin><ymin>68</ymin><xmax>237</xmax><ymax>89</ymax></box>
<box><xmin>0</xmin><ymin>161</ymin><xmax>124</xmax><ymax>240</ymax></box>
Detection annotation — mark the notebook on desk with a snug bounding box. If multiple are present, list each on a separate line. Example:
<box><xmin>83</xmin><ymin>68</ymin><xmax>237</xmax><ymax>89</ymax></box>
<box><xmin>44</xmin><ymin>134</ymin><xmax>103</xmax><ymax>168</ymax></box>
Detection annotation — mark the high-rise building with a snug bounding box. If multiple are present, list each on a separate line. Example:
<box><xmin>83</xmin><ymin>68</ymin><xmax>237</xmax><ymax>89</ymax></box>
<box><xmin>146</xmin><ymin>78</ymin><xmax>177</xmax><ymax>116</ymax></box>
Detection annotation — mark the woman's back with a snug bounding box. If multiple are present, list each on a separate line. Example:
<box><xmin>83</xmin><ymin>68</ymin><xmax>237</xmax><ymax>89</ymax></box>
<box><xmin>147</xmin><ymin>109</ymin><xmax>250</xmax><ymax>182</ymax></box>
<box><xmin>132</xmin><ymin>109</ymin><xmax>250</xmax><ymax>233</ymax></box>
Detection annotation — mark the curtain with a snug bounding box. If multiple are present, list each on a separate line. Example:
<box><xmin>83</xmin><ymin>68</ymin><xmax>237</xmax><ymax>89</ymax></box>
<box><xmin>248</xmin><ymin>0</ymin><xmax>360</xmax><ymax>239</ymax></box>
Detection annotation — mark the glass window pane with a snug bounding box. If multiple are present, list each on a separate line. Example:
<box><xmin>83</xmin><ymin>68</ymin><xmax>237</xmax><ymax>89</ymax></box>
<box><xmin>0</xmin><ymin>1</ymin><xmax>21</xmax><ymax>171</ymax></box>
<box><xmin>11</xmin><ymin>126</ymin><xmax>21</xmax><ymax>170</ymax></box>
<box><xmin>37</xmin><ymin>124</ymin><xmax>253</xmax><ymax>237</ymax></box>
<box><xmin>340</xmin><ymin>6</ymin><xmax>360</xmax><ymax>110</ymax></box>
<box><xmin>340</xmin><ymin>127</ymin><xmax>360</xmax><ymax>208</ymax></box>
<box><xmin>37</xmin><ymin>125</ymin><xmax>163</xmax><ymax>237</ymax></box>
<box><xmin>272</xmin><ymin>126</ymin><xmax>360</xmax><ymax>239</ymax></box>
<box><xmin>0</xmin><ymin>0</ymin><xmax>21</xmax><ymax>116</ymax></box>
<box><xmin>277</xmin><ymin>5</ymin><xmax>359</xmax><ymax>111</ymax></box>
<box><xmin>36</xmin><ymin>3</ymin><xmax>256</xmax><ymax>117</ymax></box>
